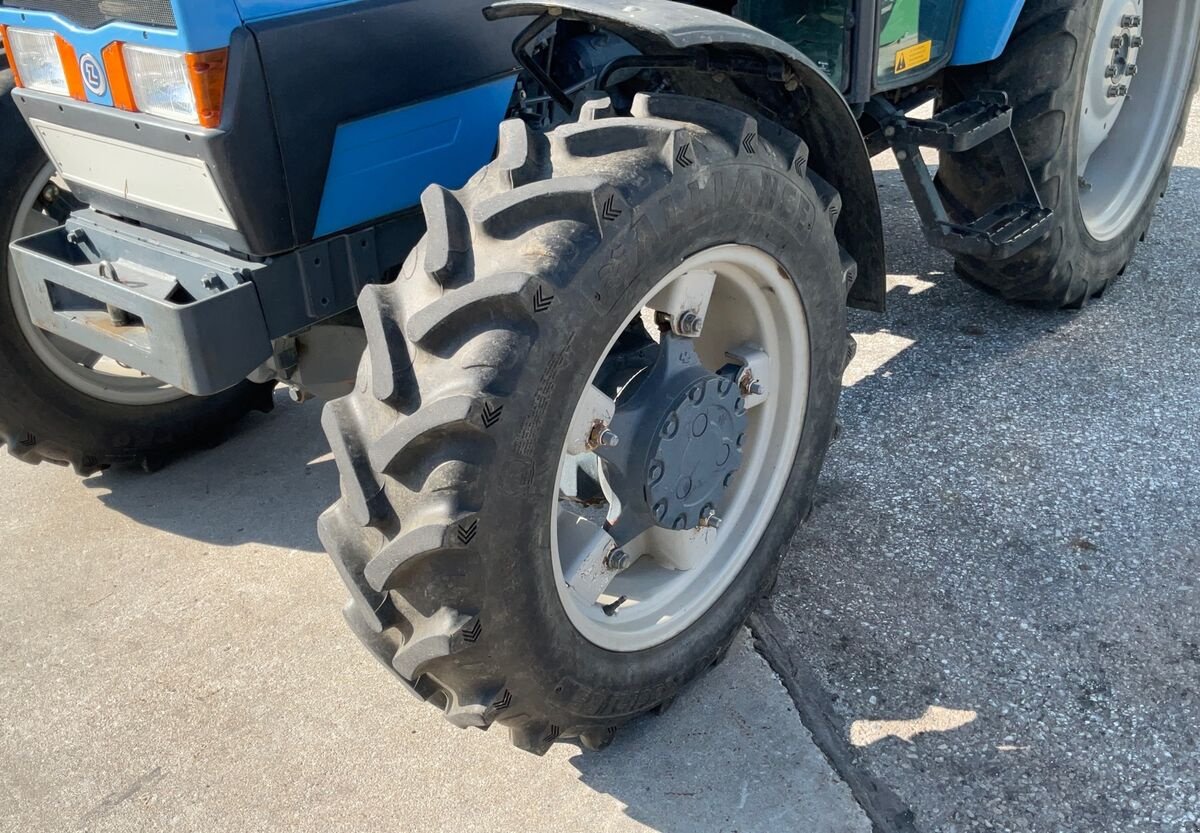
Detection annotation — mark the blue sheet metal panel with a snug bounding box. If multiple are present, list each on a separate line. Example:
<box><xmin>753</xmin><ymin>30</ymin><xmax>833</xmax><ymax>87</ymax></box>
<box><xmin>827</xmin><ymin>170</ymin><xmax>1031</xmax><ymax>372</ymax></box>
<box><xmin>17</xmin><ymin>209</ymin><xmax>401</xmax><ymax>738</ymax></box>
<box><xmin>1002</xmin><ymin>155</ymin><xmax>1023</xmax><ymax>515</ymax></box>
<box><xmin>0</xmin><ymin>2</ymin><xmax>243</xmax><ymax>53</ymax></box>
<box><xmin>233</xmin><ymin>0</ymin><xmax>360</xmax><ymax>20</ymax></box>
<box><xmin>950</xmin><ymin>0</ymin><xmax>1025</xmax><ymax>65</ymax></box>
<box><xmin>314</xmin><ymin>75</ymin><xmax>517</xmax><ymax>237</ymax></box>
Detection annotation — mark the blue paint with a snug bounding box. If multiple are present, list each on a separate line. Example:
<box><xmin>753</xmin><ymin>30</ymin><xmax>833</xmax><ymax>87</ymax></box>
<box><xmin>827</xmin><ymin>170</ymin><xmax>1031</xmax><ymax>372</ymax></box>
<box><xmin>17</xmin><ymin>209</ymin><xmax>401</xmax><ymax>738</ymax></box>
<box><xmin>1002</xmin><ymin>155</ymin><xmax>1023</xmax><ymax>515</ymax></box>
<box><xmin>0</xmin><ymin>2</ymin><xmax>244</xmax><ymax>54</ymax></box>
<box><xmin>950</xmin><ymin>0</ymin><xmax>1025</xmax><ymax>65</ymax></box>
<box><xmin>314</xmin><ymin>75</ymin><xmax>517</xmax><ymax>237</ymax></box>
<box><xmin>233</xmin><ymin>0</ymin><xmax>361</xmax><ymax>21</ymax></box>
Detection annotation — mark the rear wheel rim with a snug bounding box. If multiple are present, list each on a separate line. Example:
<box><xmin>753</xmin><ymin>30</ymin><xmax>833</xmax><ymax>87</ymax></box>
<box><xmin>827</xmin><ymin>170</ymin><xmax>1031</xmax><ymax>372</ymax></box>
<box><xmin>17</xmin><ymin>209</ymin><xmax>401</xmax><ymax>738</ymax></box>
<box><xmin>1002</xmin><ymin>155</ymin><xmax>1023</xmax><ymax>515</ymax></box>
<box><xmin>551</xmin><ymin>244</ymin><xmax>810</xmax><ymax>652</ymax></box>
<box><xmin>8</xmin><ymin>163</ymin><xmax>186</xmax><ymax>405</ymax></box>
<box><xmin>1077</xmin><ymin>0</ymin><xmax>1200</xmax><ymax>241</ymax></box>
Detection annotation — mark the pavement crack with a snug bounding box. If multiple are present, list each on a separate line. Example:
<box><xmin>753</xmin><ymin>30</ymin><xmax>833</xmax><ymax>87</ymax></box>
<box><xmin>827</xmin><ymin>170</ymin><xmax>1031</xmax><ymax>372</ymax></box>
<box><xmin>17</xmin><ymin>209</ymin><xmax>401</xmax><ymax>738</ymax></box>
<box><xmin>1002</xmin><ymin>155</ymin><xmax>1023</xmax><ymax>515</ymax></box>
<box><xmin>76</xmin><ymin>766</ymin><xmax>165</xmax><ymax>830</ymax></box>
<box><xmin>747</xmin><ymin>609</ymin><xmax>920</xmax><ymax>833</ymax></box>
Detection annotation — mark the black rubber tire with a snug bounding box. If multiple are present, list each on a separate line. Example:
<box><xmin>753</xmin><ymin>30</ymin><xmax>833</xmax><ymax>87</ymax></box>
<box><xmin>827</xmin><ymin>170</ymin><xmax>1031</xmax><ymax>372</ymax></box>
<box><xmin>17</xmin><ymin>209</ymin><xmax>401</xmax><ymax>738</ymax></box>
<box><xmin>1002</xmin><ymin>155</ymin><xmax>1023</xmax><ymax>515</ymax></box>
<box><xmin>0</xmin><ymin>71</ymin><xmax>275</xmax><ymax>475</ymax></box>
<box><xmin>938</xmin><ymin>0</ymin><xmax>1200</xmax><ymax>308</ymax></box>
<box><xmin>319</xmin><ymin>92</ymin><xmax>853</xmax><ymax>753</ymax></box>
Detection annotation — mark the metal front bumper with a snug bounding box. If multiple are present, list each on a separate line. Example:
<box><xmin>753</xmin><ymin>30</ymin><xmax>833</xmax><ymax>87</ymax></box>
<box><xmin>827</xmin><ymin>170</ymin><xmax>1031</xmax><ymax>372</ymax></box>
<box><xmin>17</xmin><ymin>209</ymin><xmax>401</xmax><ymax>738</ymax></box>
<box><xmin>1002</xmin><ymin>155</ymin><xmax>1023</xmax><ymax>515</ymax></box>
<box><xmin>10</xmin><ymin>211</ymin><xmax>274</xmax><ymax>396</ymax></box>
<box><xmin>10</xmin><ymin>208</ymin><xmax>423</xmax><ymax>396</ymax></box>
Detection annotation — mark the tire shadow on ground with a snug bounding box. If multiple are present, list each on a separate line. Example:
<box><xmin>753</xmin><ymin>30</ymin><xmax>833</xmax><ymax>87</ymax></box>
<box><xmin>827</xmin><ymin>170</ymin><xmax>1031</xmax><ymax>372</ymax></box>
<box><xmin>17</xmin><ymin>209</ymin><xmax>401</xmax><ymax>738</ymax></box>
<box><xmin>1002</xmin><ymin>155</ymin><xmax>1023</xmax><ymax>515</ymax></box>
<box><xmin>82</xmin><ymin>387</ymin><xmax>337</xmax><ymax>553</ymax></box>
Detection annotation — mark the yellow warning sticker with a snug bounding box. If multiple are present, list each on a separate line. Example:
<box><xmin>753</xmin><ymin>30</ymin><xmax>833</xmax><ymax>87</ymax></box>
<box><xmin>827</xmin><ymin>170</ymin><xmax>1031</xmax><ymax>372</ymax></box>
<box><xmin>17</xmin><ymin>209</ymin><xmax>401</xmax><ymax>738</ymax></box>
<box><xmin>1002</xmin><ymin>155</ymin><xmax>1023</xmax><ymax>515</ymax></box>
<box><xmin>894</xmin><ymin>40</ymin><xmax>934</xmax><ymax>74</ymax></box>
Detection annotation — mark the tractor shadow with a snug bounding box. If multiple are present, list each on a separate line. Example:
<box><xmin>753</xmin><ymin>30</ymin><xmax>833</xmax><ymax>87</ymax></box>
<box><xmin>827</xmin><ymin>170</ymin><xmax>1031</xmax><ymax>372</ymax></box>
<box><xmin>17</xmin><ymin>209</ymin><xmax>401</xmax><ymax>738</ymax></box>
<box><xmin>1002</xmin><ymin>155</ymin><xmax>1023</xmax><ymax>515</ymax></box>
<box><xmin>83</xmin><ymin>387</ymin><xmax>336</xmax><ymax>553</ymax></box>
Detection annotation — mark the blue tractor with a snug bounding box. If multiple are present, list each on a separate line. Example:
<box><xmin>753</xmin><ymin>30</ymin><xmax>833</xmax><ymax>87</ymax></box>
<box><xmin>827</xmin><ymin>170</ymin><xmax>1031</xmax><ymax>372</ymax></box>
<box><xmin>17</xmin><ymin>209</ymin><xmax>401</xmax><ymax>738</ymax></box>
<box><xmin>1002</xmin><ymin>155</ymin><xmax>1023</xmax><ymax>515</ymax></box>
<box><xmin>1</xmin><ymin>0</ymin><xmax>1197</xmax><ymax>752</ymax></box>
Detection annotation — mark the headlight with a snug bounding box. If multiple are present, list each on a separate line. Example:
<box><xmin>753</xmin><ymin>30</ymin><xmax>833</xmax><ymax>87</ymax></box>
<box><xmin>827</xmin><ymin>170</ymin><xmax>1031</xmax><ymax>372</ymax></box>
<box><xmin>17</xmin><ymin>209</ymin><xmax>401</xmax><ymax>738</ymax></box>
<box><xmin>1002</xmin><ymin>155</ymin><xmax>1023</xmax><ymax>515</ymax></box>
<box><xmin>1</xmin><ymin>26</ymin><xmax>83</xmax><ymax>98</ymax></box>
<box><xmin>109</xmin><ymin>44</ymin><xmax>228</xmax><ymax>129</ymax></box>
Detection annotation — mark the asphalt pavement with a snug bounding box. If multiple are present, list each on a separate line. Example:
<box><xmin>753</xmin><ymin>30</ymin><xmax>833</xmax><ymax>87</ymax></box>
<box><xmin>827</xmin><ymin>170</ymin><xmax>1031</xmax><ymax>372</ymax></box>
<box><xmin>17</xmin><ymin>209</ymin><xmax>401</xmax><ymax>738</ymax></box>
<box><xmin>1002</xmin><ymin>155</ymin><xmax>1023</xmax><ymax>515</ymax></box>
<box><xmin>2</xmin><ymin>95</ymin><xmax>1198</xmax><ymax>833</ymax></box>
<box><xmin>758</xmin><ymin>98</ymin><xmax>1200</xmax><ymax>832</ymax></box>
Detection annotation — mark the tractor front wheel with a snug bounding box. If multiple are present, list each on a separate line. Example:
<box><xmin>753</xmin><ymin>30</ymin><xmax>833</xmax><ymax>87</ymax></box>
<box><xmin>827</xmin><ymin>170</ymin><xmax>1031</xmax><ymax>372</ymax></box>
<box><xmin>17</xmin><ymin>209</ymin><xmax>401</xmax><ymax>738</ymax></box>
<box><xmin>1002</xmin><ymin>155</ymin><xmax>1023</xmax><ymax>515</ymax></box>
<box><xmin>320</xmin><ymin>93</ymin><xmax>853</xmax><ymax>752</ymax></box>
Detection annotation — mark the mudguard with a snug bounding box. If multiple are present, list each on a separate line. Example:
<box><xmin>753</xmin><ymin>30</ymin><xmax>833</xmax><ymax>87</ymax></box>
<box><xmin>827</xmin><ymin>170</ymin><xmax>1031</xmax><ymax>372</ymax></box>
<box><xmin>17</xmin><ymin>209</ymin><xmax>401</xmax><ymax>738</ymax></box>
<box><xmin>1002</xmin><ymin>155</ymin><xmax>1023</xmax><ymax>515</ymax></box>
<box><xmin>486</xmin><ymin>0</ymin><xmax>887</xmax><ymax>312</ymax></box>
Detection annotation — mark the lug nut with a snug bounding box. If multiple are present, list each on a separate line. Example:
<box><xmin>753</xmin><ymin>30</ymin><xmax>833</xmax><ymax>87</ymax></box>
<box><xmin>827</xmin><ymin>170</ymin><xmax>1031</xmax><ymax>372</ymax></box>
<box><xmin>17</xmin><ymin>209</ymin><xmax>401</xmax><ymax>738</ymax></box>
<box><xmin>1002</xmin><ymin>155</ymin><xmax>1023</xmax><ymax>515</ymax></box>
<box><xmin>1130</xmin><ymin>36</ymin><xmax>1143</xmax><ymax>48</ymax></box>
<box><xmin>1122</xmin><ymin>14</ymin><xmax>1141</xmax><ymax>28</ymax></box>
<box><xmin>1126</xmin><ymin>64</ymin><xmax>1139</xmax><ymax>77</ymax></box>
<box><xmin>605</xmin><ymin>549</ymin><xmax>631</xmax><ymax>571</ymax></box>
<box><xmin>588</xmin><ymin>420</ymin><xmax>619</xmax><ymax>450</ymax></box>
<box><xmin>676</xmin><ymin>311</ymin><xmax>704</xmax><ymax>337</ymax></box>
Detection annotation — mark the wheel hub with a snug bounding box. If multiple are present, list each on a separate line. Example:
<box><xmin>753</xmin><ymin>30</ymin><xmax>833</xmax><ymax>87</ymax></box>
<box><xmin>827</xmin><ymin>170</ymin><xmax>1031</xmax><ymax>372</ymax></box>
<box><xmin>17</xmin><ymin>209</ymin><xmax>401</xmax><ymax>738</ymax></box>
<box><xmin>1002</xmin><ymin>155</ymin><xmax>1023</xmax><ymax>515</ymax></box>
<box><xmin>645</xmin><ymin>374</ymin><xmax>746</xmax><ymax>531</ymax></box>
<box><xmin>1080</xmin><ymin>0</ymin><xmax>1144</xmax><ymax>178</ymax></box>
<box><xmin>596</xmin><ymin>333</ymin><xmax>748</xmax><ymax>541</ymax></box>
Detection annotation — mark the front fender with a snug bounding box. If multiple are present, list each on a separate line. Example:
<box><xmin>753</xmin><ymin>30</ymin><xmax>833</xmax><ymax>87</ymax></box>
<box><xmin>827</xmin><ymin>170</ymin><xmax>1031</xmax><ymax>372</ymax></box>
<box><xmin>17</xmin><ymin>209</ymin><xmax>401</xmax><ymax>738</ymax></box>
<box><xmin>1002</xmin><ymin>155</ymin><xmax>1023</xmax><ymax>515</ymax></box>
<box><xmin>486</xmin><ymin>0</ymin><xmax>886</xmax><ymax>312</ymax></box>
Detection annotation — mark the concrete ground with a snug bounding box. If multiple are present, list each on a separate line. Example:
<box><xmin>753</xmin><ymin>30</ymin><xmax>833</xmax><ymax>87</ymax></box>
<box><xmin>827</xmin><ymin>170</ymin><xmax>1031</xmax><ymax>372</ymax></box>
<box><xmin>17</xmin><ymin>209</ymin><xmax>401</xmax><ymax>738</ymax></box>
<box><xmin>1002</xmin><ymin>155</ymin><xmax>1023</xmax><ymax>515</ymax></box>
<box><xmin>759</xmin><ymin>98</ymin><xmax>1200</xmax><ymax>831</ymax></box>
<box><xmin>0</xmin><ymin>392</ymin><xmax>868</xmax><ymax>832</ymax></box>
<box><xmin>2</xmin><ymin>98</ymin><xmax>1198</xmax><ymax>833</ymax></box>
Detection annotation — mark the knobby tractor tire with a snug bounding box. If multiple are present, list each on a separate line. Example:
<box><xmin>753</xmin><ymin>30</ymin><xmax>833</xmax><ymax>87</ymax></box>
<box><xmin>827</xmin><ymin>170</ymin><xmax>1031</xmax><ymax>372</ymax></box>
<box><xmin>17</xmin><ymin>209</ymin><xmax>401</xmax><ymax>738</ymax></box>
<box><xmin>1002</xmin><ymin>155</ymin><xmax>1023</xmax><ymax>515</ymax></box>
<box><xmin>938</xmin><ymin>0</ymin><xmax>1200</xmax><ymax>308</ymax></box>
<box><xmin>320</xmin><ymin>92</ymin><xmax>854</xmax><ymax>753</ymax></box>
<box><xmin>0</xmin><ymin>70</ymin><xmax>275</xmax><ymax>475</ymax></box>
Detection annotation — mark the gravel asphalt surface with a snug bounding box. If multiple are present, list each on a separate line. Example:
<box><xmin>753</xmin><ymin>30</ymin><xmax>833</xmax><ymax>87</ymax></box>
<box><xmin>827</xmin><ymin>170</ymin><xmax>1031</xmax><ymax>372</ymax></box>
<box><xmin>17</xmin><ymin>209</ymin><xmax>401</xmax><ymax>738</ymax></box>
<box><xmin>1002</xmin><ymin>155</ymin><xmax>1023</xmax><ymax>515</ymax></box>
<box><xmin>1</xmin><ymin>86</ymin><xmax>1197</xmax><ymax>832</ymax></box>
<box><xmin>759</xmin><ymin>97</ymin><xmax>1200</xmax><ymax>832</ymax></box>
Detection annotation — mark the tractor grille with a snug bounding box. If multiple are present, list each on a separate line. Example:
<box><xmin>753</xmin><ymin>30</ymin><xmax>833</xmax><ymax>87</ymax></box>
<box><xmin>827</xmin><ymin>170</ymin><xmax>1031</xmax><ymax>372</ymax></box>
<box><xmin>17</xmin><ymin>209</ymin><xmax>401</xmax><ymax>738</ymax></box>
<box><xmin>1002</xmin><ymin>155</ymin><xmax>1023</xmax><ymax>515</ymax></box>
<box><xmin>0</xmin><ymin>0</ymin><xmax>175</xmax><ymax>29</ymax></box>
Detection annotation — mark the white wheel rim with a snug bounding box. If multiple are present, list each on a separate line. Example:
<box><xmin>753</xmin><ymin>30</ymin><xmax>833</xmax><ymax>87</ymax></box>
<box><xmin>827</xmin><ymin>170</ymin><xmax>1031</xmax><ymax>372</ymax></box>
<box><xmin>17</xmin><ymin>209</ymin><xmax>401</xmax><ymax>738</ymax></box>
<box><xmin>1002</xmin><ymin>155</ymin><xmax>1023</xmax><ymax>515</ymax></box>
<box><xmin>551</xmin><ymin>244</ymin><xmax>811</xmax><ymax>652</ymax></box>
<box><xmin>8</xmin><ymin>163</ymin><xmax>186</xmax><ymax>405</ymax></box>
<box><xmin>1077</xmin><ymin>0</ymin><xmax>1200</xmax><ymax>241</ymax></box>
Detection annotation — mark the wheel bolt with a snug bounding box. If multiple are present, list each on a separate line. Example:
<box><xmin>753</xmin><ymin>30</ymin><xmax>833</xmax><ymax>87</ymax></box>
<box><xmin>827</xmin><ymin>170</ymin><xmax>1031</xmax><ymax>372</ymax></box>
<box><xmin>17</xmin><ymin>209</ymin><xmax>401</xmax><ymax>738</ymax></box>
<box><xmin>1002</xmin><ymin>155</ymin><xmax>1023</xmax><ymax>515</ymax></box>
<box><xmin>676</xmin><ymin>311</ymin><xmax>704</xmax><ymax>337</ymax></box>
<box><xmin>588</xmin><ymin>421</ymin><xmax>619</xmax><ymax>450</ymax></box>
<box><xmin>605</xmin><ymin>549</ymin><xmax>631</xmax><ymax>570</ymax></box>
<box><xmin>738</xmin><ymin>369</ymin><xmax>765</xmax><ymax>397</ymax></box>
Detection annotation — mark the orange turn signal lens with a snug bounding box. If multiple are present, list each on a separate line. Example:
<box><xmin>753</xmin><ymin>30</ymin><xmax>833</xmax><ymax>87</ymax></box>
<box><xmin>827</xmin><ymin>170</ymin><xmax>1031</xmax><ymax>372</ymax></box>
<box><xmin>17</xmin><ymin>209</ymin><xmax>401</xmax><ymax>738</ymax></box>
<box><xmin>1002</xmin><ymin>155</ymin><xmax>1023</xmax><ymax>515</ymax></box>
<box><xmin>53</xmin><ymin>33</ymin><xmax>86</xmax><ymax>101</ymax></box>
<box><xmin>0</xmin><ymin>26</ymin><xmax>22</xmax><ymax>88</ymax></box>
<box><xmin>185</xmin><ymin>48</ymin><xmax>229</xmax><ymax>129</ymax></box>
<box><xmin>101</xmin><ymin>41</ymin><xmax>137</xmax><ymax>111</ymax></box>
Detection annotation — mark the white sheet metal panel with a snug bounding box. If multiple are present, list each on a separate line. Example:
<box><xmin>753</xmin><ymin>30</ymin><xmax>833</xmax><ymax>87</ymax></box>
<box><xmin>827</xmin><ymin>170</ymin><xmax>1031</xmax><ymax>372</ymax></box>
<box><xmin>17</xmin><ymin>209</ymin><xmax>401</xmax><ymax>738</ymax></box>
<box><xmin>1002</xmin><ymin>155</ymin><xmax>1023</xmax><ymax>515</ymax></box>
<box><xmin>29</xmin><ymin>119</ymin><xmax>236</xmax><ymax>229</ymax></box>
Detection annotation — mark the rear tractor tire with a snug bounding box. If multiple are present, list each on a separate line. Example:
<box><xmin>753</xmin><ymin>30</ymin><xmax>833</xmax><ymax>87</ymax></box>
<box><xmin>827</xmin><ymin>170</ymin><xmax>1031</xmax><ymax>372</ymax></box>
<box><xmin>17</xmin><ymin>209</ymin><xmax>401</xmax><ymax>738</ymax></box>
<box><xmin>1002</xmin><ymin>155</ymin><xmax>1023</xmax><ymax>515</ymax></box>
<box><xmin>939</xmin><ymin>0</ymin><xmax>1200</xmax><ymax>308</ymax></box>
<box><xmin>320</xmin><ymin>93</ymin><xmax>854</xmax><ymax>752</ymax></box>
